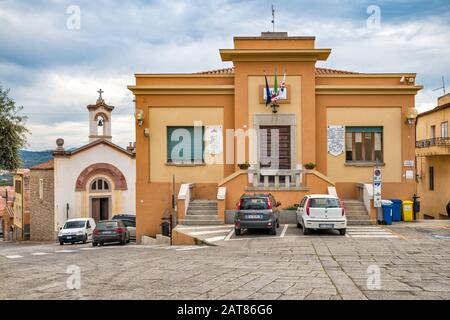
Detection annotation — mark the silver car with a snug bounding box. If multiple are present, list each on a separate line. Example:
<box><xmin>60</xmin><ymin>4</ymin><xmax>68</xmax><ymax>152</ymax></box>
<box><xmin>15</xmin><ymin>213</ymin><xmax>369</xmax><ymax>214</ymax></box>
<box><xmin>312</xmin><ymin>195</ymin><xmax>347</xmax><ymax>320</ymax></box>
<box><xmin>112</xmin><ymin>214</ymin><xmax>136</xmax><ymax>241</ymax></box>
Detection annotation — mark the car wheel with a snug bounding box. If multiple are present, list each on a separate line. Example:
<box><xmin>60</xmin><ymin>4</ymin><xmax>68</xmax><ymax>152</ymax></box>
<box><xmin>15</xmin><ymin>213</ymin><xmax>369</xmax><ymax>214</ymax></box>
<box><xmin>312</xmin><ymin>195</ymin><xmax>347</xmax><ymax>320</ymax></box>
<box><xmin>297</xmin><ymin>222</ymin><xmax>302</xmax><ymax>228</ymax></box>
<box><xmin>339</xmin><ymin>229</ymin><xmax>346</xmax><ymax>236</ymax></box>
<box><xmin>59</xmin><ymin>242</ymin><xmax>64</xmax><ymax>246</ymax></box>
<box><xmin>92</xmin><ymin>241</ymin><xmax>97</xmax><ymax>247</ymax></box>
<box><xmin>303</xmin><ymin>226</ymin><xmax>310</xmax><ymax>235</ymax></box>
<box><xmin>121</xmin><ymin>236</ymin><xmax>126</xmax><ymax>245</ymax></box>
<box><xmin>82</xmin><ymin>235</ymin><xmax>87</xmax><ymax>244</ymax></box>
<box><xmin>235</xmin><ymin>228</ymin><xmax>241</xmax><ymax>236</ymax></box>
<box><xmin>100</xmin><ymin>242</ymin><xmax>104</xmax><ymax>246</ymax></box>
<box><xmin>270</xmin><ymin>225</ymin><xmax>277</xmax><ymax>236</ymax></box>
<box><xmin>277</xmin><ymin>221</ymin><xmax>280</xmax><ymax>228</ymax></box>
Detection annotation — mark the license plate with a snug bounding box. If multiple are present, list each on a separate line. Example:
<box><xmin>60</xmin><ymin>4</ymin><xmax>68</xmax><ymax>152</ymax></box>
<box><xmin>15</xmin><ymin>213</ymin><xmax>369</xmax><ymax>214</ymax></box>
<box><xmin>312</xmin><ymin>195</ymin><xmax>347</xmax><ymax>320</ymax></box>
<box><xmin>319</xmin><ymin>224</ymin><xmax>334</xmax><ymax>229</ymax></box>
<box><xmin>66</xmin><ymin>236</ymin><xmax>72</xmax><ymax>239</ymax></box>
<box><xmin>102</xmin><ymin>231</ymin><xmax>113</xmax><ymax>234</ymax></box>
<box><xmin>246</xmin><ymin>215</ymin><xmax>263</xmax><ymax>219</ymax></box>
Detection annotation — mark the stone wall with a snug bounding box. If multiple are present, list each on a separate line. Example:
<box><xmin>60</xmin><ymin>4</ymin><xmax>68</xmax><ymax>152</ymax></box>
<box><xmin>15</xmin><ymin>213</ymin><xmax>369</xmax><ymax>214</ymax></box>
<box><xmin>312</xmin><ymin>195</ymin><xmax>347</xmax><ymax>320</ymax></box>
<box><xmin>30</xmin><ymin>169</ymin><xmax>55</xmax><ymax>241</ymax></box>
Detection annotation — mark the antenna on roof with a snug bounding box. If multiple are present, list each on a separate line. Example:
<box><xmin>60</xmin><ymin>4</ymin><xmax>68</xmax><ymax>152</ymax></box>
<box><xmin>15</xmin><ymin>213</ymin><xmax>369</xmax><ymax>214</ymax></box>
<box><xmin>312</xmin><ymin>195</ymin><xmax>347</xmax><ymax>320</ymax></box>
<box><xmin>271</xmin><ymin>4</ymin><xmax>275</xmax><ymax>32</ymax></box>
<box><xmin>432</xmin><ymin>76</ymin><xmax>446</xmax><ymax>95</ymax></box>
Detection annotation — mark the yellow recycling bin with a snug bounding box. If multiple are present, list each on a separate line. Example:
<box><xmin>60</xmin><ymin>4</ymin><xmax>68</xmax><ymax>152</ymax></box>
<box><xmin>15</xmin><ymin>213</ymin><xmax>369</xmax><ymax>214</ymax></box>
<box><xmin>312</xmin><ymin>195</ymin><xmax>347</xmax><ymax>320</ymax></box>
<box><xmin>402</xmin><ymin>200</ymin><xmax>414</xmax><ymax>221</ymax></box>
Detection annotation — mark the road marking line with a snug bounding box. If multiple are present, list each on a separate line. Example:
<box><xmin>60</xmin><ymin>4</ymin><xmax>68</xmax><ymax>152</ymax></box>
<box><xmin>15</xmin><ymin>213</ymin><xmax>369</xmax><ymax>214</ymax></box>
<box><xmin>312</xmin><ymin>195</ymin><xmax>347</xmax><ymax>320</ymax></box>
<box><xmin>280</xmin><ymin>224</ymin><xmax>288</xmax><ymax>238</ymax></box>
<box><xmin>204</xmin><ymin>236</ymin><xmax>226</xmax><ymax>242</ymax></box>
<box><xmin>55</xmin><ymin>250</ymin><xmax>77</xmax><ymax>253</ymax></box>
<box><xmin>31</xmin><ymin>252</ymin><xmax>51</xmax><ymax>256</ymax></box>
<box><xmin>6</xmin><ymin>255</ymin><xmax>23</xmax><ymax>259</ymax></box>
<box><xmin>189</xmin><ymin>229</ymin><xmax>231</xmax><ymax>236</ymax></box>
<box><xmin>175</xmin><ymin>246</ymin><xmax>208</xmax><ymax>251</ymax></box>
<box><xmin>80</xmin><ymin>248</ymin><xmax>99</xmax><ymax>250</ymax></box>
<box><xmin>225</xmin><ymin>229</ymin><xmax>235</xmax><ymax>241</ymax></box>
<box><xmin>349</xmin><ymin>235</ymin><xmax>399</xmax><ymax>238</ymax></box>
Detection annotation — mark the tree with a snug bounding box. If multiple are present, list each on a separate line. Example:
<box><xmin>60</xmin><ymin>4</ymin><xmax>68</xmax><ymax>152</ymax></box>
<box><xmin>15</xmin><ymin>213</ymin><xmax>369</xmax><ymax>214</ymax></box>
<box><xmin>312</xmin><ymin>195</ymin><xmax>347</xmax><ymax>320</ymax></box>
<box><xmin>0</xmin><ymin>84</ymin><xmax>29</xmax><ymax>170</ymax></box>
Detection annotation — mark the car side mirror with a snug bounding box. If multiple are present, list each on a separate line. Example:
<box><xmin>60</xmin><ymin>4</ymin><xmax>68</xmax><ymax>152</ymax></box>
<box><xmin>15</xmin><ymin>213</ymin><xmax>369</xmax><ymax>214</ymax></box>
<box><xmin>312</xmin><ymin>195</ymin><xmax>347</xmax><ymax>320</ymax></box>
<box><xmin>294</xmin><ymin>204</ymin><xmax>299</xmax><ymax>208</ymax></box>
<box><xmin>59</xmin><ymin>227</ymin><xmax>62</xmax><ymax>230</ymax></box>
<box><xmin>276</xmin><ymin>202</ymin><xmax>282</xmax><ymax>207</ymax></box>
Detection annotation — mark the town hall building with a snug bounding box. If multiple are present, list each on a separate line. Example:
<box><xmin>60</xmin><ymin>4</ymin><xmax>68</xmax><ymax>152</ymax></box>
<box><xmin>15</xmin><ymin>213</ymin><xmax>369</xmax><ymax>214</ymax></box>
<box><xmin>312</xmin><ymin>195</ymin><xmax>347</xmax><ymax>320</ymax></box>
<box><xmin>29</xmin><ymin>91</ymin><xmax>136</xmax><ymax>241</ymax></box>
<box><xmin>128</xmin><ymin>32</ymin><xmax>423</xmax><ymax>241</ymax></box>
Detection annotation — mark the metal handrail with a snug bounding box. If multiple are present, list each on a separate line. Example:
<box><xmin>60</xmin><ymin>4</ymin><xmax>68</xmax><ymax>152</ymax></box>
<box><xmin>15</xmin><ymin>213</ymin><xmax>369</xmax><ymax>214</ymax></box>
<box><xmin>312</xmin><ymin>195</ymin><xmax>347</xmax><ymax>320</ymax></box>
<box><xmin>416</xmin><ymin>137</ymin><xmax>450</xmax><ymax>148</ymax></box>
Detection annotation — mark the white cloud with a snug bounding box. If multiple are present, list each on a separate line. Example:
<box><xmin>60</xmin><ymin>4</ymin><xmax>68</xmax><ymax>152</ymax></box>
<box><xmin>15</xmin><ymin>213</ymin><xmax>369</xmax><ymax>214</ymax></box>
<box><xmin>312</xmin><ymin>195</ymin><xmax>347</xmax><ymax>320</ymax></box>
<box><xmin>0</xmin><ymin>0</ymin><xmax>449</xmax><ymax>150</ymax></box>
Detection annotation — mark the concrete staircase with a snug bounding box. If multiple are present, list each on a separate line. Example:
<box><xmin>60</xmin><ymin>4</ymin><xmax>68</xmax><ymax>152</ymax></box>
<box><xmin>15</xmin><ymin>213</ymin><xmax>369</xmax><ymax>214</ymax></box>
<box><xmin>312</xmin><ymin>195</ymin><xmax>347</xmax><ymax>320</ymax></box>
<box><xmin>178</xmin><ymin>200</ymin><xmax>224</xmax><ymax>226</ymax></box>
<box><xmin>343</xmin><ymin>200</ymin><xmax>376</xmax><ymax>226</ymax></box>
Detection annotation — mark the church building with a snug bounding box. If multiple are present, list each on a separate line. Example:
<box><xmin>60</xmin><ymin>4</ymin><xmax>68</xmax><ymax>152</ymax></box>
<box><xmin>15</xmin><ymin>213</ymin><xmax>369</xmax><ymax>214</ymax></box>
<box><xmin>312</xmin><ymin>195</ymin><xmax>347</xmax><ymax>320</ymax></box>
<box><xmin>29</xmin><ymin>91</ymin><xmax>136</xmax><ymax>240</ymax></box>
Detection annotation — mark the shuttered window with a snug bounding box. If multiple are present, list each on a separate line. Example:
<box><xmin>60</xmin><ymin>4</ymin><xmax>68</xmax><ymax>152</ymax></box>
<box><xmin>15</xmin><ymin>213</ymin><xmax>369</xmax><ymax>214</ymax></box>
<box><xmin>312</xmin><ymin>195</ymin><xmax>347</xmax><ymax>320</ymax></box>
<box><xmin>167</xmin><ymin>126</ymin><xmax>204</xmax><ymax>163</ymax></box>
<box><xmin>345</xmin><ymin>127</ymin><xmax>383</xmax><ymax>163</ymax></box>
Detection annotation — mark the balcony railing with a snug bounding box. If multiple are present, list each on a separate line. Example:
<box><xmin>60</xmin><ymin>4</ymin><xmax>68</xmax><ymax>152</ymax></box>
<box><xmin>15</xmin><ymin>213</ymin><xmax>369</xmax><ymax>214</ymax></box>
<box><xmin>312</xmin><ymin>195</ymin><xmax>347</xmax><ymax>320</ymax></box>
<box><xmin>416</xmin><ymin>137</ymin><xmax>450</xmax><ymax>148</ymax></box>
<box><xmin>247</xmin><ymin>169</ymin><xmax>305</xmax><ymax>190</ymax></box>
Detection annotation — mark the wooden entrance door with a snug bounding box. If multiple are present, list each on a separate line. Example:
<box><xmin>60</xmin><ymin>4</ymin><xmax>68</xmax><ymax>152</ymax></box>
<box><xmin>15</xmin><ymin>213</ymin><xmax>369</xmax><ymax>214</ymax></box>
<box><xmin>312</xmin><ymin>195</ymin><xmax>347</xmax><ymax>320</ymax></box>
<box><xmin>259</xmin><ymin>125</ymin><xmax>291</xmax><ymax>169</ymax></box>
<box><xmin>91</xmin><ymin>198</ymin><xmax>109</xmax><ymax>222</ymax></box>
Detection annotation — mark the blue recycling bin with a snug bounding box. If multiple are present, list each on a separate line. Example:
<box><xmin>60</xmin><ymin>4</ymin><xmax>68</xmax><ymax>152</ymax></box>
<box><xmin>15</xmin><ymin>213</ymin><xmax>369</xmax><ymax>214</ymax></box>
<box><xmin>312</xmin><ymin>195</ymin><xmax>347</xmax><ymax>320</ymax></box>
<box><xmin>382</xmin><ymin>203</ymin><xmax>393</xmax><ymax>225</ymax></box>
<box><xmin>390</xmin><ymin>199</ymin><xmax>403</xmax><ymax>222</ymax></box>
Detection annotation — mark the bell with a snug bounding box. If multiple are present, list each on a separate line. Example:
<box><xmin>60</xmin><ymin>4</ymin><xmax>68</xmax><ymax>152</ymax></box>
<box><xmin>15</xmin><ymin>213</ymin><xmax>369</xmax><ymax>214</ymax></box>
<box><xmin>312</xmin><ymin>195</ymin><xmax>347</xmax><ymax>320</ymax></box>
<box><xmin>98</xmin><ymin>119</ymin><xmax>104</xmax><ymax>127</ymax></box>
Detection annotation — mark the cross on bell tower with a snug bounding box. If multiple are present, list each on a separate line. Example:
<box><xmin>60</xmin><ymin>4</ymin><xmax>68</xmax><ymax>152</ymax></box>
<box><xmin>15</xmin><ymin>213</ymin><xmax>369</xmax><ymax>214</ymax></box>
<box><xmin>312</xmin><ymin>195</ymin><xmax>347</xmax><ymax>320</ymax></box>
<box><xmin>87</xmin><ymin>89</ymin><xmax>115</xmax><ymax>143</ymax></box>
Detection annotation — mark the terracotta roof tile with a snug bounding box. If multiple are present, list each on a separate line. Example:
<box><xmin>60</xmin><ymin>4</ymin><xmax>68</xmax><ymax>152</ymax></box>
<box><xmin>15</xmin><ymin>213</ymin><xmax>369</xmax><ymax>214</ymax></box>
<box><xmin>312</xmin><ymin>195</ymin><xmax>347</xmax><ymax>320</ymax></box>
<box><xmin>30</xmin><ymin>159</ymin><xmax>54</xmax><ymax>170</ymax></box>
<box><xmin>197</xmin><ymin>67</ymin><xmax>358</xmax><ymax>75</ymax></box>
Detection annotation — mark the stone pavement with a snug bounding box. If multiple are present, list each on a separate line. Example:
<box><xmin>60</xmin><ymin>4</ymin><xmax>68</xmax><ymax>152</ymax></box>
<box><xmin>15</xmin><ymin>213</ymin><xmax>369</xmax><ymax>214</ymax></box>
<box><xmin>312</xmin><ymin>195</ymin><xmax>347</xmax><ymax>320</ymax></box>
<box><xmin>1</xmin><ymin>220</ymin><xmax>450</xmax><ymax>300</ymax></box>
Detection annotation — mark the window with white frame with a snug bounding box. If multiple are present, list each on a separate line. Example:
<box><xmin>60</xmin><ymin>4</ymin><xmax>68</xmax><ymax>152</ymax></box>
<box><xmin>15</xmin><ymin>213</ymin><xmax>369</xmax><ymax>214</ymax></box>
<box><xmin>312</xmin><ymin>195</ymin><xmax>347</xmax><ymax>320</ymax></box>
<box><xmin>39</xmin><ymin>179</ymin><xmax>44</xmax><ymax>201</ymax></box>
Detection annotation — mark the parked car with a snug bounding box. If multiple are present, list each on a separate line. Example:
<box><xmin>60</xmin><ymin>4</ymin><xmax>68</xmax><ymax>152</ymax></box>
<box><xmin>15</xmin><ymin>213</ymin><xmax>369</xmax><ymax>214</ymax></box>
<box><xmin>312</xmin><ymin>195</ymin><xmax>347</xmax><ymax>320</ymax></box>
<box><xmin>92</xmin><ymin>220</ymin><xmax>130</xmax><ymax>246</ymax></box>
<box><xmin>234</xmin><ymin>194</ymin><xmax>281</xmax><ymax>236</ymax></box>
<box><xmin>58</xmin><ymin>218</ymin><xmax>96</xmax><ymax>245</ymax></box>
<box><xmin>112</xmin><ymin>214</ymin><xmax>136</xmax><ymax>241</ymax></box>
<box><xmin>296</xmin><ymin>194</ymin><xmax>346</xmax><ymax>235</ymax></box>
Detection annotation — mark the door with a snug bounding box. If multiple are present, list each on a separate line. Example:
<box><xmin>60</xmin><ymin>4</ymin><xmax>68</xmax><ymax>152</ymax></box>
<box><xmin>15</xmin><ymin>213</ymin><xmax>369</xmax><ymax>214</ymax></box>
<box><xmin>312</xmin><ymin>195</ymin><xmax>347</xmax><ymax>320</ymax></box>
<box><xmin>92</xmin><ymin>198</ymin><xmax>100</xmax><ymax>222</ymax></box>
<box><xmin>100</xmin><ymin>198</ymin><xmax>109</xmax><ymax>220</ymax></box>
<box><xmin>91</xmin><ymin>198</ymin><xmax>109</xmax><ymax>222</ymax></box>
<box><xmin>259</xmin><ymin>125</ymin><xmax>291</xmax><ymax>169</ymax></box>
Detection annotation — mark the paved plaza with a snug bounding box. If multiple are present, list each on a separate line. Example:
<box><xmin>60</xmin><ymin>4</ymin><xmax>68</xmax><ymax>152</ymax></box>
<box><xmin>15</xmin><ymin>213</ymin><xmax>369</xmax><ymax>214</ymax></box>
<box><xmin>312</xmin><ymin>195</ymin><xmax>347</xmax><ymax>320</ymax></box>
<box><xmin>1</xmin><ymin>220</ymin><xmax>450</xmax><ymax>300</ymax></box>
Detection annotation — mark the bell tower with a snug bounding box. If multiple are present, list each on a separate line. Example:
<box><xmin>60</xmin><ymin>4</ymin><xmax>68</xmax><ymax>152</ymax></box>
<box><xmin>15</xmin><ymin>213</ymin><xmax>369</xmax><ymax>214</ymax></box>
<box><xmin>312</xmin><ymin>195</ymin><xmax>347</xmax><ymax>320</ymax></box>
<box><xmin>87</xmin><ymin>89</ymin><xmax>115</xmax><ymax>143</ymax></box>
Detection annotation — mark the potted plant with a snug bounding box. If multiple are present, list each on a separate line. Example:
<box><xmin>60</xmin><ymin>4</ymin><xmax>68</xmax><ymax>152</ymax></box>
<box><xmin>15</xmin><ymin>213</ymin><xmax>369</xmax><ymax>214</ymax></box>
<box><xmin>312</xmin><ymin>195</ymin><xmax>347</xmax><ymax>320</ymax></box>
<box><xmin>304</xmin><ymin>162</ymin><xmax>316</xmax><ymax>170</ymax></box>
<box><xmin>238</xmin><ymin>162</ymin><xmax>250</xmax><ymax>170</ymax></box>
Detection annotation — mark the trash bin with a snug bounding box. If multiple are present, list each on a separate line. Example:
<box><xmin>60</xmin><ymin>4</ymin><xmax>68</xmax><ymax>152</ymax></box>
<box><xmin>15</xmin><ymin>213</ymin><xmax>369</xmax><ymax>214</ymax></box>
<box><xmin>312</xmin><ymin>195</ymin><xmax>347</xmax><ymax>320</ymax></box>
<box><xmin>390</xmin><ymin>199</ymin><xmax>403</xmax><ymax>222</ymax></box>
<box><xmin>161</xmin><ymin>217</ymin><xmax>171</xmax><ymax>237</ymax></box>
<box><xmin>381</xmin><ymin>200</ymin><xmax>393</xmax><ymax>225</ymax></box>
<box><xmin>402</xmin><ymin>200</ymin><xmax>414</xmax><ymax>222</ymax></box>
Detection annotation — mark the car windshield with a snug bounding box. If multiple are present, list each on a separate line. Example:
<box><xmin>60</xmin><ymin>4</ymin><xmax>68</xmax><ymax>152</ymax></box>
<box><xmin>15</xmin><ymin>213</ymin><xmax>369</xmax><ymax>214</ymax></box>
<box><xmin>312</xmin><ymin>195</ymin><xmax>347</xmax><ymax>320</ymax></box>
<box><xmin>96</xmin><ymin>221</ymin><xmax>118</xmax><ymax>229</ymax></box>
<box><xmin>119</xmin><ymin>220</ymin><xmax>135</xmax><ymax>228</ymax></box>
<box><xmin>309</xmin><ymin>198</ymin><xmax>340</xmax><ymax>208</ymax></box>
<box><xmin>63</xmin><ymin>221</ymin><xmax>86</xmax><ymax>229</ymax></box>
<box><xmin>240</xmin><ymin>198</ymin><xmax>269</xmax><ymax>210</ymax></box>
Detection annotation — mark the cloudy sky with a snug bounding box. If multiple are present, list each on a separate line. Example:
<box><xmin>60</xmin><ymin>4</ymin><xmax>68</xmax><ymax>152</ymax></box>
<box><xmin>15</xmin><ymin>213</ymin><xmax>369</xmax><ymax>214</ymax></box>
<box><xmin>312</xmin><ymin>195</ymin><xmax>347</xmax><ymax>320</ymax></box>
<box><xmin>1</xmin><ymin>0</ymin><xmax>449</xmax><ymax>150</ymax></box>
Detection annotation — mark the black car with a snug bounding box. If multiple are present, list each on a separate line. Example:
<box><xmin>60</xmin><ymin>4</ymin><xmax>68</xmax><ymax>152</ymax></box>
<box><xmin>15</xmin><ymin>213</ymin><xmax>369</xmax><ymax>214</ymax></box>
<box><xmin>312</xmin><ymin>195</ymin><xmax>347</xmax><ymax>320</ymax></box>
<box><xmin>92</xmin><ymin>220</ymin><xmax>130</xmax><ymax>246</ymax></box>
<box><xmin>235</xmin><ymin>194</ymin><xmax>281</xmax><ymax>236</ymax></box>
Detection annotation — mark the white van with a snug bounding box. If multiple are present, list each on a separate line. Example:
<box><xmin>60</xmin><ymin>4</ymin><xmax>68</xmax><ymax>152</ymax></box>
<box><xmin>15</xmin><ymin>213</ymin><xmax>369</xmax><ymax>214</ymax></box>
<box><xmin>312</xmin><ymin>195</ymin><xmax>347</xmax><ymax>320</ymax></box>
<box><xmin>58</xmin><ymin>218</ymin><xmax>96</xmax><ymax>245</ymax></box>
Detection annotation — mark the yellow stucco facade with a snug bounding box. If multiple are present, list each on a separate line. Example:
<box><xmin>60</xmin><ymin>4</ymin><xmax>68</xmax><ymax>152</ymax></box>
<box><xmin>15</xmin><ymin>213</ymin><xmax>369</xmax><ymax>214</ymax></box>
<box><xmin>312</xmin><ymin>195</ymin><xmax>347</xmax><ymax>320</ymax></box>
<box><xmin>416</xmin><ymin>94</ymin><xmax>450</xmax><ymax>219</ymax></box>
<box><xmin>128</xmin><ymin>32</ymin><xmax>423</xmax><ymax>239</ymax></box>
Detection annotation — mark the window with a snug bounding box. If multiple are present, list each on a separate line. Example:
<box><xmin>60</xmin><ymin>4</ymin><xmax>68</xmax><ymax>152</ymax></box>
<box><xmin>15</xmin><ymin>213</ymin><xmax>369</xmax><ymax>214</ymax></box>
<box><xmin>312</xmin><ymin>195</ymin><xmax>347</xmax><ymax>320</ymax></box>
<box><xmin>441</xmin><ymin>122</ymin><xmax>448</xmax><ymax>139</ymax></box>
<box><xmin>300</xmin><ymin>197</ymin><xmax>307</xmax><ymax>208</ymax></box>
<box><xmin>39</xmin><ymin>179</ymin><xmax>44</xmax><ymax>201</ymax></box>
<box><xmin>430</xmin><ymin>125</ymin><xmax>436</xmax><ymax>139</ymax></box>
<box><xmin>345</xmin><ymin>127</ymin><xmax>383</xmax><ymax>163</ymax></box>
<box><xmin>429</xmin><ymin>166</ymin><xmax>434</xmax><ymax>191</ymax></box>
<box><xmin>90</xmin><ymin>178</ymin><xmax>110</xmax><ymax>192</ymax></box>
<box><xmin>15</xmin><ymin>180</ymin><xmax>22</xmax><ymax>194</ymax></box>
<box><xmin>167</xmin><ymin>126</ymin><xmax>204</xmax><ymax>163</ymax></box>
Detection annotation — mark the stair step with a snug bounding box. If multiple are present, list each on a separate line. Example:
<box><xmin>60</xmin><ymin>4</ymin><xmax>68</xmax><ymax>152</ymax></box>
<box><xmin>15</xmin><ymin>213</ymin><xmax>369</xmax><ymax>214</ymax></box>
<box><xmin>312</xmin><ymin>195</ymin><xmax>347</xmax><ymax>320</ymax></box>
<box><xmin>178</xmin><ymin>219</ymin><xmax>224</xmax><ymax>226</ymax></box>
<box><xmin>188</xmin><ymin>205</ymin><xmax>218</xmax><ymax>210</ymax></box>
<box><xmin>184</xmin><ymin>215</ymin><xmax>220</xmax><ymax>220</ymax></box>
<box><xmin>345</xmin><ymin>210</ymin><xmax>369</xmax><ymax>214</ymax></box>
<box><xmin>347</xmin><ymin>220</ymin><xmax>377</xmax><ymax>226</ymax></box>
<box><xmin>187</xmin><ymin>210</ymin><xmax>218</xmax><ymax>215</ymax></box>
<box><xmin>347</xmin><ymin>216</ymin><xmax>370</xmax><ymax>220</ymax></box>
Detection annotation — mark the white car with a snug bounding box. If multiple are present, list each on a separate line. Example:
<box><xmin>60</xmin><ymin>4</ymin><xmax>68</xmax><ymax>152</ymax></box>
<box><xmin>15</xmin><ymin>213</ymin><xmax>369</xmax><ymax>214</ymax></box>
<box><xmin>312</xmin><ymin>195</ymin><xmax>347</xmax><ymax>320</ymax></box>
<box><xmin>296</xmin><ymin>195</ymin><xmax>347</xmax><ymax>235</ymax></box>
<box><xmin>58</xmin><ymin>218</ymin><xmax>96</xmax><ymax>245</ymax></box>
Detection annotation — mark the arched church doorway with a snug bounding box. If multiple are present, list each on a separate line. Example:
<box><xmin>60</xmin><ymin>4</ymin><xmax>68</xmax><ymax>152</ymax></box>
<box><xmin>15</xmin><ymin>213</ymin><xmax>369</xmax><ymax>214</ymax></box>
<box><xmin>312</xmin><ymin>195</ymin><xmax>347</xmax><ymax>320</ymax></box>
<box><xmin>89</xmin><ymin>177</ymin><xmax>112</xmax><ymax>222</ymax></box>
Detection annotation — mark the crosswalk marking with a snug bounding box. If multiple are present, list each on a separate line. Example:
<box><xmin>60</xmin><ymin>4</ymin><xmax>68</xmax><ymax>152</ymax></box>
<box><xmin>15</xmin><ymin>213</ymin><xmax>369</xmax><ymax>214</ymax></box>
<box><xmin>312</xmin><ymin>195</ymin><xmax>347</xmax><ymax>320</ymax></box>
<box><xmin>55</xmin><ymin>250</ymin><xmax>77</xmax><ymax>253</ymax></box>
<box><xmin>31</xmin><ymin>252</ymin><xmax>51</xmax><ymax>256</ymax></box>
<box><xmin>346</xmin><ymin>226</ymin><xmax>400</xmax><ymax>239</ymax></box>
<box><xmin>5</xmin><ymin>255</ymin><xmax>23</xmax><ymax>259</ymax></box>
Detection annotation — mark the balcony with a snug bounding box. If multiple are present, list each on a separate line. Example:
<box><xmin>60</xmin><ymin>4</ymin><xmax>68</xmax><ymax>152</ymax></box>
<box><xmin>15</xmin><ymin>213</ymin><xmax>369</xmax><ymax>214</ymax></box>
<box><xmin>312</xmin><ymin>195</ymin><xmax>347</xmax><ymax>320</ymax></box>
<box><xmin>247</xmin><ymin>169</ymin><xmax>307</xmax><ymax>191</ymax></box>
<box><xmin>416</xmin><ymin>137</ymin><xmax>450</xmax><ymax>156</ymax></box>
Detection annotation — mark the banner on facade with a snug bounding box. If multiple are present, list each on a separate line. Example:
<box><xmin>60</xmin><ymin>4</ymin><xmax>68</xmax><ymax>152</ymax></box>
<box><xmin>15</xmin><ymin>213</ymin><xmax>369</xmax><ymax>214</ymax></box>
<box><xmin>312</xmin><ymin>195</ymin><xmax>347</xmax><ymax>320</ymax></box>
<box><xmin>205</xmin><ymin>126</ymin><xmax>223</xmax><ymax>155</ymax></box>
<box><xmin>327</xmin><ymin>125</ymin><xmax>345</xmax><ymax>156</ymax></box>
